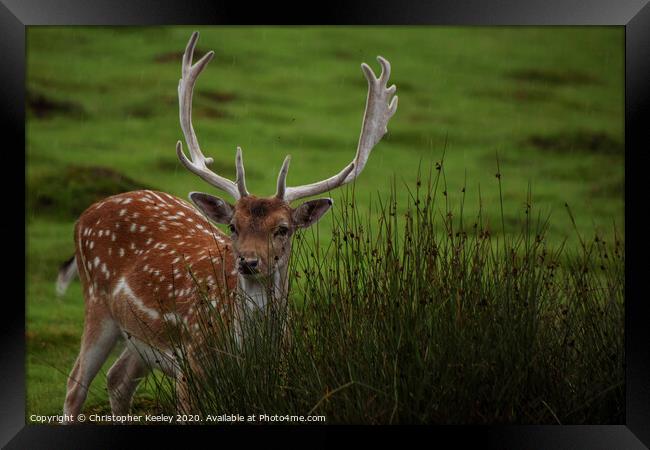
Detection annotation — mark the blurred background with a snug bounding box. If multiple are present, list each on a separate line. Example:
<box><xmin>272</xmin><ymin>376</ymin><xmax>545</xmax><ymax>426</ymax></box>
<box><xmin>25</xmin><ymin>26</ymin><xmax>624</xmax><ymax>415</ymax></box>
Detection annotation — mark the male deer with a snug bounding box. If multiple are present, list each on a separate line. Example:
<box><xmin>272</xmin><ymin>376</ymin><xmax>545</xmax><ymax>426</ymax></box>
<box><xmin>59</xmin><ymin>31</ymin><xmax>397</xmax><ymax>418</ymax></box>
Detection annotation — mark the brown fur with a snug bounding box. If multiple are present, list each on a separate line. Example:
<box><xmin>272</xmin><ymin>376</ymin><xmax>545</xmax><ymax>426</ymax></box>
<box><xmin>230</xmin><ymin>196</ymin><xmax>293</xmax><ymax>272</ymax></box>
<box><xmin>233</xmin><ymin>196</ymin><xmax>292</xmax><ymax>230</ymax></box>
<box><xmin>74</xmin><ymin>190</ymin><xmax>237</xmax><ymax>346</ymax></box>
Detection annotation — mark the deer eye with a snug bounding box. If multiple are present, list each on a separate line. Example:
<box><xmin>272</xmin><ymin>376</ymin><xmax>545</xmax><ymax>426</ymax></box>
<box><xmin>228</xmin><ymin>223</ymin><xmax>237</xmax><ymax>234</ymax></box>
<box><xmin>275</xmin><ymin>225</ymin><xmax>289</xmax><ymax>237</ymax></box>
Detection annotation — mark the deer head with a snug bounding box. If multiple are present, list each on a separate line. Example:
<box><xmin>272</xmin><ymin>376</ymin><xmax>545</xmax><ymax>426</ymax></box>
<box><xmin>176</xmin><ymin>31</ymin><xmax>397</xmax><ymax>299</ymax></box>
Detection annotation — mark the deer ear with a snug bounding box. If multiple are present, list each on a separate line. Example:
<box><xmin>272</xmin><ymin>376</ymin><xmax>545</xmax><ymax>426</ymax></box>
<box><xmin>189</xmin><ymin>192</ymin><xmax>234</xmax><ymax>224</ymax></box>
<box><xmin>292</xmin><ymin>198</ymin><xmax>333</xmax><ymax>229</ymax></box>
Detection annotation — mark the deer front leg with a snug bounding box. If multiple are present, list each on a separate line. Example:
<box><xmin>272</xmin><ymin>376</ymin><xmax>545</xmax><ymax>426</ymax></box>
<box><xmin>174</xmin><ymin>347</ymin><xmax>207</xmax><ymax>420</ymax></box>
<box><xmin>175</xmin><ymin>373</ymin><xmax>195</xmax><ymax>420</ymax></box>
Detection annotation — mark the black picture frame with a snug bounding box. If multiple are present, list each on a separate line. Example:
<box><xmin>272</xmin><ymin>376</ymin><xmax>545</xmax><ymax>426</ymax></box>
<box><xmin>4</xmin><ymin>1</ymin><xmax>649</xmax><ymax>448</ymax></box>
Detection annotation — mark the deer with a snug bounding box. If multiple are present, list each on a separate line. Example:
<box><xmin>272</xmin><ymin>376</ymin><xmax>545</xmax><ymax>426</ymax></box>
<box><xmin>58</xmin><ymin>31</ymin><xmax>397</xmax><ymax>419</ymax></box>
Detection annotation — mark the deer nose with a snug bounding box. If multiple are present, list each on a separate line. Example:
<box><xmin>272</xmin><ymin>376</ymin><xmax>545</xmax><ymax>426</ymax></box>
<box><xmin>238</xmin><ymin>257</ymin><xmax>259</xmax><ymax>274</ymax></box>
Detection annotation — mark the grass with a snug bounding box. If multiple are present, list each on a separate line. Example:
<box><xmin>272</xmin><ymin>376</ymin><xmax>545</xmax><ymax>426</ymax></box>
<box><xmin>25</xmin><ymin>26</ymin><xmax>624</xmax><ymax>420</ymax></box>
<box><xmin>147</xmin><ymin>166</ymin><xmax>624</xmax><ymax>424</ymax></box>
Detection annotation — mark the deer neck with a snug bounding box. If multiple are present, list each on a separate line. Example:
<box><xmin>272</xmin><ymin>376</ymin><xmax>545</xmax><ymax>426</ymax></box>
<box><xmin>236</xmin><ymin>261</ymin><xmax>289</xmax><ymax>311</ymax></box>
<box><xmin>233</xmin><ymin>261</ymin><xmax>289</xmax><ymax>348</ymax></box>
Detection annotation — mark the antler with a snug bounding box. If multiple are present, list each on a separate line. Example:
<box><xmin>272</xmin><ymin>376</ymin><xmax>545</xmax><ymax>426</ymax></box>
<box><xmin>277</xmin><ymin>56</ymin><xmax>398</xmax><ymax>202</ymax></box>
<box><xmin>176</xmin><ymin>32</ymin><xmax>248</xmax><ymax>200</ymax></box>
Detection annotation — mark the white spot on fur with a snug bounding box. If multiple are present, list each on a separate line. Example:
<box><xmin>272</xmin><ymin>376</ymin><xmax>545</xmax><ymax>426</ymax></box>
<box><xmin>163</xmin><ymin>313</ymin><xmax>179</xmax><ymax>325</ymax></box>
<box><xmin>102</xmin><ymin>263</ymin><xmax>110</xmax><ymax>280</ymax></box>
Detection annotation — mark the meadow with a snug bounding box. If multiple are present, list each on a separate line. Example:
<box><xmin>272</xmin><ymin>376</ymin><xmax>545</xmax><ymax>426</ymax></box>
<box><xmin>26</xmin><ymin>26</ymin><xmax>624</xmax><ymax>422</ymax></box>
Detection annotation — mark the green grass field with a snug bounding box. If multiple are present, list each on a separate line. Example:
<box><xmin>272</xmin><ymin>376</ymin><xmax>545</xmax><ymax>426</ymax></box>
<box><xmin>26</xmin><ymin>26</ymin><xmax>624</xmax><ymax>419</ymax></box>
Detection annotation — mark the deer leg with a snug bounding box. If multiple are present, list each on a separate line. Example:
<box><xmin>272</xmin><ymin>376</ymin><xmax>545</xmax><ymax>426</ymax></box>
<box><xmin>64</xmin><ymin>314</ymin><xmax>120</xmax><ymax>418</ymax></box>
<box><xmin>66</xmin><ymin>356</ymin><xmax>81</xmax><ymax>393</ymax></box>
<box><xmin>107</xmin><ymin>347</ymin><xmax>149</xmax><ymax>415</ymax></box>
<box><xmin>175</xmin><ymin>374</ymin><xmax>192</xmax><ymax>417</ymax></box>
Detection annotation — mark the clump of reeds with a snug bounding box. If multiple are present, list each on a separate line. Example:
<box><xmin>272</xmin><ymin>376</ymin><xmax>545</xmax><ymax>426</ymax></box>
<box><xmin>148</xmin><ymin>159</ymin><xmax>624</xmax><ymax>424</ymax></box>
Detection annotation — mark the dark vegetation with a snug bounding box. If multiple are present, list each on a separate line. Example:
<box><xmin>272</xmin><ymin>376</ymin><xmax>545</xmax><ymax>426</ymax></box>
<box><xmin>150</xmin><ymin>165</ymin><xmax>624</xmax><ymax>424</ymax></box>
<box><xmin>28</xmin><ymin>166</ymin><xmax>152</xmax><ymax>221</ymax></box>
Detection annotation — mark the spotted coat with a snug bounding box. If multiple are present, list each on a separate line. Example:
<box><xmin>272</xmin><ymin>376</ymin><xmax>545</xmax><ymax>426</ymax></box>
<box><xmin>74</xmin><ymin>190</ymin><xmax>237</xmax><ymax>349</ymax></box>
